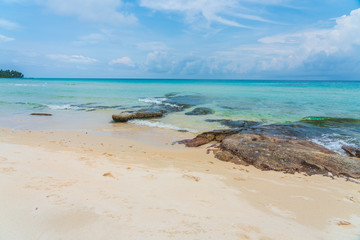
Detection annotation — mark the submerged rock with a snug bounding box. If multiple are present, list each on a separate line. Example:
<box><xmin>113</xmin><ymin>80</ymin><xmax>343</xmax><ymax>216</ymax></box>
<box><xmin>217</xmin><ymin>133</ymin><xmax>360</xmax><ymax>178</ymax></box>
<box><xmin>242</xmin><ymin>123</ymin><xmax>332</xmax><ymax>139</ymax></box>
<box><xmin>30</xmin><ymin>113</ymin><xmax>52</xmax><ymax>116</ymax></box>
<box><xmin>300</xmin><ymin>116</ymin><xmax>360</xmax><ymax>128</ymax></box>
<box><xmin>342</xmin><ymin>146</ymin><xmax>360</xmax><ymax>158</ymax></box>
<box><xmin>112</xmin><ymin>110</ymin><xmax>163</xmax><ymax>122</ymax></box>
<box><xmin>206</xmin><ymin>119</ymin><xmax>260</xmax><ymax>129</ymax></box>
<box><xmin>220</xmin><ymin>105</ymin><xmax>251</xmax><ymax>111</ymax></box>
<box><xmin>166</xmin><ymin>94</ymin><xmax>209</xmax><ymax>106</ymax></box>
<box><xmin>185</xmin><ymin>107</ymin><xmax>214</xmax><ymax>115</ymax></box>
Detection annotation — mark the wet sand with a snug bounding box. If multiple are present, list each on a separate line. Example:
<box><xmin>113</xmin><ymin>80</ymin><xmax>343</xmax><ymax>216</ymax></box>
<box><xmin>0</xmin><ymin>127</ymin><xmax>360</xmax><ymax>240</ymax></box>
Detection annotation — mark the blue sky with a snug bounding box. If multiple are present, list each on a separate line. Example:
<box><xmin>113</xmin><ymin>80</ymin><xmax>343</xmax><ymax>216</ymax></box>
<box><xmin>1</xmin><ymin>0</ymin><xmax>360</xmax><ymax>79</ymax></box>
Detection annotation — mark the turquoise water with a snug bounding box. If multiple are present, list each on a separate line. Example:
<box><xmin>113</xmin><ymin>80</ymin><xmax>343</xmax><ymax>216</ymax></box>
<box><xmin>1</xmin><ymin>78</ymin><xmax>360</xmax><ymax>152</ymax></box>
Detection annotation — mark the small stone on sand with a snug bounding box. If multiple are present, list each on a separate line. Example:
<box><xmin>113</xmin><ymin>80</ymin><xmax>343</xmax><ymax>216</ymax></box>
<box><xmin>103</xmin><ymin>172</ymin><xmax>114</xmax><ymax>178</ymax></box>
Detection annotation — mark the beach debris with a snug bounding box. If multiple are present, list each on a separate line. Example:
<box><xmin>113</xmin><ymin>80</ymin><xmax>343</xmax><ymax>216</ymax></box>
<box><xmin>341</xmin><ymin>145</ymin><xmax>360</xmax><ymax>158</ymax></box>
<box><xmin>103</xmin><ymin>172</ymin><xmax>114</xmax><ymax>178</ymax></box>
<box><xmin>182</xmin><ymin>174</ymin><xmax>200</xmax><ymax>182</ymax></box>
<box><xmin>185</xmin><ymin>107</ymin><xmax>214</xmax><ymax>115</ymax></box>
<box><xmin>30</xmin><ymin>113</ymin><xmax>52</xmax><ymax>116</ymax></box>
<box><xmin>337</xmin><ymin>220</ymin><xmax>352</xmax><ymax>226</ymax></box>
<box><xmin>112</xmin><ymin>110</ymin><xmax>163</xmax><ymax>122</ymax></box>
<box><xmin>215</xmin><ymin>133</ymin><xmax>360</xmax><ymax>178</ymax></box>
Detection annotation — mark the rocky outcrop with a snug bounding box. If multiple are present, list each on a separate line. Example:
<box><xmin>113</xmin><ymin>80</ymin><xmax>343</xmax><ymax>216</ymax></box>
<box><xmin>179</xmin><ymin>129</ymin><xmax>360</xmax><ymax>178</ymax></box>
<box><xmin>185</xmin><ymin>107</ymin><xmax>214</xmax><ymax>115</ymax></box>
<box><xmin>178</xmin><ymin>129</ymin><xmax>241</xmax><ymax>147</ymax></box>
<box><xmin>215</xmin><ymin>134</ymin><xmax>360</xmax><ymax>178</ymax></box>
<box><xmin>112</xmin><ymin>110</ymin><xmax>163</xmax><ymax>122</ymax></box>
<box><xmin>342</xmin><ymin>145</ymin><xmax>360</xmax><ymax>158</ymax></box>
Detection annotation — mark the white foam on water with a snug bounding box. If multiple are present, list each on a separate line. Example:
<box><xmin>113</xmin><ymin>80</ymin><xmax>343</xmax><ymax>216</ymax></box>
<box><xmin>129</xmin><ymin>119</ymin><xmax>197</xmax><ymax>133</ymax></box>
<box><xmin>310</xmin><ymin>133</ymin><xmax>358</xmax><ymax>154</ymax></box>
<box><xmin>47</xmin><ymin>104</ymin><xmax>82</xmax><ymax>110</ymax></box>
<box><xmin>11</xmin><ymin>83</ymin><xmax>47</xmax><ymax>87</ymax></box>
<box><xmin>138</xmin><ymin>97</ymin><xmax>179</xmax><ymax>108</ymax></box>
<box><xmin>139</xmin><ymin>97</ymin><xmax>167</xmax><ymax>105</ymax></box>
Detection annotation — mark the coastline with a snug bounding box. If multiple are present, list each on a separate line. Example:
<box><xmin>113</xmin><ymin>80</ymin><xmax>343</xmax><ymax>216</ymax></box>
<box><xmin>1</xmin><ymin>127</ymin><xmax>360</xmax><ymax>239</ymax></box>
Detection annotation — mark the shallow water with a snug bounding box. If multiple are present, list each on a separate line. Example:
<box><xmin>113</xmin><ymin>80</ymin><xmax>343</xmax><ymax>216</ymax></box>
<box><xmin>1</xmin><ymin>78</ymin><xmax>359</xmax><ymax>153</ymax></box>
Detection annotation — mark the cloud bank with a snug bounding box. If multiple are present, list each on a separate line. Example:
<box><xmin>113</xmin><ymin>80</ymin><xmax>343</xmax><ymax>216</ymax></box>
<box><xmin>136</xmin><ymin>8</ymin><xmax>360</xmax><ymax>78</ymax></box>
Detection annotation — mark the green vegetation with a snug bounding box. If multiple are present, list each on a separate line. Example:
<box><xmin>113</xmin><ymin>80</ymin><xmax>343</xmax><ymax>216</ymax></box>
<box><xmin>0</xmin><ymin>69</ymin><xmax>24</xmax><ymax>78</ymax></box>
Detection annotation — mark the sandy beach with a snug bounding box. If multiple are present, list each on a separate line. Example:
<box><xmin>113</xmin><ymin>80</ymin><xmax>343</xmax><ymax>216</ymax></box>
<box><xmin>1</xmin><ymin>126</ymin><xmax>360</xmax><ymax>240</ymax></box>
<box><xmin>2</xmin><ymin>0</ymin><xmax>360</xmax><ymax>238</ymax></box>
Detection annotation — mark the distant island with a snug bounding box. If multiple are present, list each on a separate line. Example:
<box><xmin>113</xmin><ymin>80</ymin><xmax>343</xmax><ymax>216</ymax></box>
<box><xmin>0</xmin><ymin>69</ymin><xmax>24</xmax><ymax>78</ymax></box>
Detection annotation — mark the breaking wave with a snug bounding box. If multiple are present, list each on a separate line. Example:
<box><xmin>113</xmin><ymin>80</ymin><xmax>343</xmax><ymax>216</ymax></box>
<box><xmin>129</xmin><ymin>119</ymin><xmax>197</xmax><ymax>133</ymax></box>
<box><xmin>310</xmin><ymin>133</ymin><xmax>359</xmax><ymax>154</ymax></box>
<box><xmin>138</xmin><ymin>97</ymin><xmax>180</xmax><ymax>108</ymax></box>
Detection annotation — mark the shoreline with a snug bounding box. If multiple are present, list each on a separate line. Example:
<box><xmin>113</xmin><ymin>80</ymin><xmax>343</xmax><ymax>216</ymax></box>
<box><xmin>1</xmin><ymin>127</ymin><xmax>360</xmax><ymax>239</ymax></box>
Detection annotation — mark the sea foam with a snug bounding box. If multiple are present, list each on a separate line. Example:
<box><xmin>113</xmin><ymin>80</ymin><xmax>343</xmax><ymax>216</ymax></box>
<box><xmin>129</xmin><ymin>119</ymin><xmax>197</xmax><ymax>133</ymax></box>
<box><xmin>310</xmin><ymin>133</ymin><xmax>358</xmax><ymax>155</ymax></box>
<box><xmin>138</xmin><ymin>97</ymin><xmax>179</xmax><ymax>108</ymax></box>
<box><xmin>47</xmin><ymin>104</ymin><xmax>82</xmax><ymax>110</ymax></box>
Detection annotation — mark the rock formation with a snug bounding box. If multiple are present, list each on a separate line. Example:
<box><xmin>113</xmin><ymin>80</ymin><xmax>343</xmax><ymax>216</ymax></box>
<box><xmin>179</xmin><ymin>130</ymin><xmax>360</xmax><ymax>179</ymax></box>
<box><xmin>112</xmin><ymin>110</ymin><xmax>163</xmax><ymax>122</ymax></box>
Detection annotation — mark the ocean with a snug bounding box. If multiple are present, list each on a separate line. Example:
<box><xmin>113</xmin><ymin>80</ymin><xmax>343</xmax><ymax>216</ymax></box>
<box><xmin>1</xmin><ymin>78</ymin><xmax>360</xmax><ymax>153</ymax></box>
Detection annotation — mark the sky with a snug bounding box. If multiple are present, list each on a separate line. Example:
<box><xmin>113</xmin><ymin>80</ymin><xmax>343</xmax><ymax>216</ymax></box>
<box><xmin>0</xmin><ymin>0</ymin><xmax>360</xmax><ymax>79</ymax></box>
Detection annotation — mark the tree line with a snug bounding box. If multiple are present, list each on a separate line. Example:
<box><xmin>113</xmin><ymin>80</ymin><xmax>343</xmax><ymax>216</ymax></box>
<box><xmin>0</xmin><ymin>69</ymin><xmax>24</xmax><ymax>78</ymax></box>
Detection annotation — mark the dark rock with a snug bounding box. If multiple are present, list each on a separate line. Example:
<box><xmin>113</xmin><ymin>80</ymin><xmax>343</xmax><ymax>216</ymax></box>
<box><xmin>112</xmin><ymin>110</ymin><xmax>163</xmax><ymax>122</ymax></box>
<box><xmin>242</xmin><ymin>123</ymin><xmax>335</xmax><ymax>139</ymax></box>
<box><xmin>206</xmin><ymin>119</ymin><xmax>260</xmax><ymax>129</ymax></box>
<box><xmin>178</xmin><ymin>129</ymin><xmax>242</xmax><ymax>147</ymax></box>
<box><xmin>30</xmin><ymin>113</ymin><xmax>52</xmax><ymax>116</ymax></box>
<box><xmin>342</xmin><ymin>146</ymin><xmax>360</xmax><ymax>158</ymax></box>
<box><xmin>218</xmin><ymin>133</ymin><xmax>360</xmax><ymax>178</ymax></box>
<box><xmin>220</xmin><ymin>105</ymin><xmax>251</xmax><ymax>111</ymax></box>
<box><xmin>185</xmin><ymin>107</ymin><xmax>214</xmax><ymax>116</ymax></box>
<box><xmin>164</xmin><ymin>92</ymin><xmax>179</xmax><ymax>98</ymax></box>
<box><xmin>177</xmin><ymin>129</ymin><xmax>189</xmax><ymax>133</ymax></box>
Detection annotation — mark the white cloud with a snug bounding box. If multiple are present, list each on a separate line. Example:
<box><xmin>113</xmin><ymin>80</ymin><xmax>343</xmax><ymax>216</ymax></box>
<box><xmin>38</xmin><ymin>0</ymin><xmax>137</xmax><ymax>25</ymax></box>
<box><xmin>211</xmin><ymin>8</ymin><xmax>360</xmax><ymax>75</ymax></box>
<box><xmin>140</xmin><ymin>0</ymin><xmax>283</xmax><ymax>28</ymax></box>
<box><xmin>140</xmin><ymin>8</ymin><xmax>360</xmax><ymax>78</ymax></box>
<box><xmin>109</xmin><ymin>56</ymin><xmax>135</xmax><ymax>67</ymax></box>
<box><xmin>0</xmin><ymin>19</ymin><xmax>19</xmax><ymax>30</ymax></box>
<box><xmin>47</xmin><ymin>54</ymin><xmax>98</xmax><ymax>64</ymax></box>
<box><xmin>256</xmin><ymin>8</ymin><xmax>360</xmax><ymax>69</ymax></box>
<box><xmin>144</xmin><ymin>51</ymin><xmax>175</xmax><ymax>73</ymax></box>
<box><xmin>0</xmin><ymin>34</ymin><xmax>14</xmax><ymax>42</ymax></box>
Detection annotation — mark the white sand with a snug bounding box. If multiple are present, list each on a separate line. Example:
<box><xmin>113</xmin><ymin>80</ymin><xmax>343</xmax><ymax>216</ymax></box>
<box><xmin>0</xmin><ymin>127</ymin><xmax>360</xmax><ymax>240</ymax></box>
